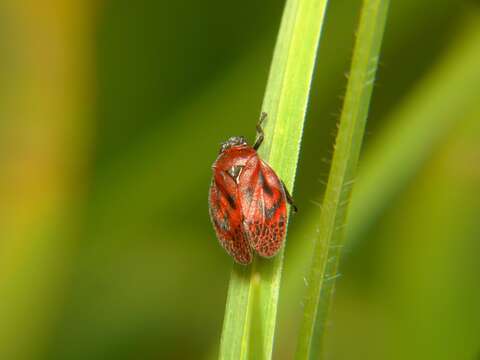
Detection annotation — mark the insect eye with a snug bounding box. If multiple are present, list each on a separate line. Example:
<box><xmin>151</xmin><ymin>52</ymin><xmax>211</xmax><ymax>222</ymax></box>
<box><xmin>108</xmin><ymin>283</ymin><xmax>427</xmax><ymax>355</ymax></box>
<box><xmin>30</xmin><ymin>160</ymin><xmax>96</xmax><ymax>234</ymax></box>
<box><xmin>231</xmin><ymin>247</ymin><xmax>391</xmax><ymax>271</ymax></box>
<box><xmin>219</xmin><ymin>136</ymin><xmax>247</xmax><ymax>153</ymax></box>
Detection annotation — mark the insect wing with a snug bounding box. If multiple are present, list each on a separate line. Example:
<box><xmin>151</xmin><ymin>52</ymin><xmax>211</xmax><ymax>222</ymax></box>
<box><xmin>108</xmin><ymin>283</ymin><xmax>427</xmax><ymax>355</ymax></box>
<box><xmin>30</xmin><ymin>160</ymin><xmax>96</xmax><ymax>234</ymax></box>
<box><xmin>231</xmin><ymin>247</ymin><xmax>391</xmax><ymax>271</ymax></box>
<box><xmin>239</xmin><ymin>157</ymin><xmax>288</xmax><ymax>258</ymax></box>
<box><xmin>209</xmin><ymin>172</ymin><xmax>252</xmax><ymax>264</ymax></box>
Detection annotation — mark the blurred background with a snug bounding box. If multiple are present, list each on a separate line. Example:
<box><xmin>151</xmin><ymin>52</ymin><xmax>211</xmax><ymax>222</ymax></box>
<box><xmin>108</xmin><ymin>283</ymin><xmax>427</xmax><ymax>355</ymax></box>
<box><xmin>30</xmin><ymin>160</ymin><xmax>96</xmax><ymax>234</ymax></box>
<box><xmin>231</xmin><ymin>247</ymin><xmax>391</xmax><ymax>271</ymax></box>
<box><xmin>1</xmin><ymin>0</ymin><xmax>479</xmax><ymax>359</ymax></box>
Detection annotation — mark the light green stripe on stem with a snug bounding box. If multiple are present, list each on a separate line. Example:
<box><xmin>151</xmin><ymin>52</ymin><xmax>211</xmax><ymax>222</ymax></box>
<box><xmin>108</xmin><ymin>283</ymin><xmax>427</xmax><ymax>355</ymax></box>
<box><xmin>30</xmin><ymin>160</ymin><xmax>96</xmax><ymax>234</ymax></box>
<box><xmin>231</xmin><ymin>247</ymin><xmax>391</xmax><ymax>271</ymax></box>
<box><xmin>219</xmin><ymin>0</ymin><xmax>329</xmax><ymax>359</ymax></box>
<box><xmin>295</xmin><ymin>1</ymin><xmax>390</xmax><ymax>359</ymax></box>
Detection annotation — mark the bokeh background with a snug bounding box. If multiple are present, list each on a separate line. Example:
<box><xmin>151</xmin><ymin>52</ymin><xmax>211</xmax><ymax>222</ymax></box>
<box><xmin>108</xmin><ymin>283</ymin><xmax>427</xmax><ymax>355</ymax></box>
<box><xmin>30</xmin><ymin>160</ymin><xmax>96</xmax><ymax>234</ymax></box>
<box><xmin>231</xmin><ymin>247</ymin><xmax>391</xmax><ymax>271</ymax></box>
<box><xmin>1</xmin><ymin>0</ymin><xmax>479</xmax><ymax>359</ymax></box>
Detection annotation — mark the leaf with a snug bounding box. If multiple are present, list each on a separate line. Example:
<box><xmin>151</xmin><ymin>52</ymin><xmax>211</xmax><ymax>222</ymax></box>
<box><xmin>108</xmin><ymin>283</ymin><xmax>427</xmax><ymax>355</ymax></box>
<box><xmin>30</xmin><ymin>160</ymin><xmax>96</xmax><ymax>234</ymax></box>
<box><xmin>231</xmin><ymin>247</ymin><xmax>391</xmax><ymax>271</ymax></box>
<box><xmin>219</xmin><ymin>0</ymin><xmax>329</xmax><ymax>359</ymax></box>
<box><xmin>295</xmin><ymin>1</ymin><xmax>390</xmax><ymax>359</ymax></box>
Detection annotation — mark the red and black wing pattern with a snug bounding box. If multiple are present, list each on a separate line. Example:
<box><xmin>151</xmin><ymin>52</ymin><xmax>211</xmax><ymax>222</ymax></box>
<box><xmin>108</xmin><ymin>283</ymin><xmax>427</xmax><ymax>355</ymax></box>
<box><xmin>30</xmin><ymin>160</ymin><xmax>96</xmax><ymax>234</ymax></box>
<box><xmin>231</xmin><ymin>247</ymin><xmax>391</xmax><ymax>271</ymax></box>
<box><xmin>209</xmin><ymin>171</ymin><xmax>252</xmax><ymax>264</ymax></box>
<box><xmin>239</xmin><ymin>157</ymin><xmax>288</xmax><ymax>258</ymax></box>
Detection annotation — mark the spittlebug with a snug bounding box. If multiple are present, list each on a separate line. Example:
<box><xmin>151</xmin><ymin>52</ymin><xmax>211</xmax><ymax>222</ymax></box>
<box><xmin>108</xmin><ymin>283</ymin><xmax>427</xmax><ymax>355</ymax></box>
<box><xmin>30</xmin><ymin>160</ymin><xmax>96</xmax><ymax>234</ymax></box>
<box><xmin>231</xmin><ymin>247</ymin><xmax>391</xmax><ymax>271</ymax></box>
<box><xmin>209</xmin><ymin>112</ymin><xmax>297</xmax><ymax>265</ymax></box>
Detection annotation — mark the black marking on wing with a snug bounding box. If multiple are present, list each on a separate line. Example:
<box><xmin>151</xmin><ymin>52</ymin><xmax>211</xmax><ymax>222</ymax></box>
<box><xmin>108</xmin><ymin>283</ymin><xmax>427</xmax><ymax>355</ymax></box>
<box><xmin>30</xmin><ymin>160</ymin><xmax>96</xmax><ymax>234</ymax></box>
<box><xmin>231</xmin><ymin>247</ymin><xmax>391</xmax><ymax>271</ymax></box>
<box><xmin>212</xmin><ymin>213</ymin><xmax>230</xmax><ymax>232</ymax></box>
<box><xmin>258</xmin><ymin>171</ymin><xmax>273</xmax><ymax>196</ymax></box>
<box><xmin>265</xmin><ymin>197</ymin><xmax>283</xmax><ymax>219</ymax></box>
<box><xmin>244</xmin><ymin>186</ymin><xmax>254</xmax><ymax>204</ymax></box>
<box><xmin>225</xmin><ymin>193</ymin><xmax>237</xmax><ymax>209</ymax></box>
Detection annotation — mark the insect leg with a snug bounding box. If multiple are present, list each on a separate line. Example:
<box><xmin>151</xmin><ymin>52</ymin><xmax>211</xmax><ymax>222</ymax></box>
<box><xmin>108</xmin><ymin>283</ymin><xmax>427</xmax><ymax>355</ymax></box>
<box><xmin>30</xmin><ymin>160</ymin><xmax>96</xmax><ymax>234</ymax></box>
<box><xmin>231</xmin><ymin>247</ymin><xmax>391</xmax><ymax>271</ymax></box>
<box><xmin>281</xmin><ymin>180</ymin><xmax>298</xmax><ymax>213</ymax></box>
<box><xmin>253</xmin><ymin>112</ymin><xmax>267</xmax><ymax>150</ymax></box>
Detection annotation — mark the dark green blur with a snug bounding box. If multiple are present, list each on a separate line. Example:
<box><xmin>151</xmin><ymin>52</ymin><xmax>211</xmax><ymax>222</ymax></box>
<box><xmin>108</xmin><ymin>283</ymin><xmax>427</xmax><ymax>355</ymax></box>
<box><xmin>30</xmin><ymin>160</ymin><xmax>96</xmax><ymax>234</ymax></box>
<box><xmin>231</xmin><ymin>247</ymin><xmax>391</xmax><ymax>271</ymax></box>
<box><xmin>1</xmin><ymin>0</ymin><xmax>479</xmax><ymax>359</ymax></box>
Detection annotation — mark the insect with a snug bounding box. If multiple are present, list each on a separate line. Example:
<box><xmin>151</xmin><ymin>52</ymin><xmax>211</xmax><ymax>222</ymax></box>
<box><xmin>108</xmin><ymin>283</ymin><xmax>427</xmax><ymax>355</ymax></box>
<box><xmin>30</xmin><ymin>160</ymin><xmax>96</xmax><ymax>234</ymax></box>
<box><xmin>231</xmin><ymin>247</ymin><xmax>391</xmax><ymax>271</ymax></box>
<box><xmin>209</xmin><ymin>112</ymin><xmax>297</xmax><ymax>265</ymax></box>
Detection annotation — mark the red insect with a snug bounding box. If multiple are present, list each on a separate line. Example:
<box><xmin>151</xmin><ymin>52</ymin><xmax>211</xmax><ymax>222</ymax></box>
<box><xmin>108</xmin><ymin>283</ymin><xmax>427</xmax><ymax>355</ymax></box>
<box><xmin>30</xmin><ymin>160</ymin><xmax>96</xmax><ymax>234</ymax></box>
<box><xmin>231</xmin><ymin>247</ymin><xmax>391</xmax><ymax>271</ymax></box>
<box><xmin>209</xmin><ymin>113</ymin><xmax>297</xmax><ymax>265</ymax></box>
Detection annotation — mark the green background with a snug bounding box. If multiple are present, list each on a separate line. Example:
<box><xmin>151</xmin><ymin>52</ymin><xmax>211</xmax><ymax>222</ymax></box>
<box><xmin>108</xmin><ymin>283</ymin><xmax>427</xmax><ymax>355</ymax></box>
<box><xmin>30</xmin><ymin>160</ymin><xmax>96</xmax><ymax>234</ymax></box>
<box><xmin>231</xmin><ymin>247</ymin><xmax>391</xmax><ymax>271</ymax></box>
<box><xmin>1</xmin><ymin>0</ymin><xmax>479</xmax><ymax>359</ymax></box>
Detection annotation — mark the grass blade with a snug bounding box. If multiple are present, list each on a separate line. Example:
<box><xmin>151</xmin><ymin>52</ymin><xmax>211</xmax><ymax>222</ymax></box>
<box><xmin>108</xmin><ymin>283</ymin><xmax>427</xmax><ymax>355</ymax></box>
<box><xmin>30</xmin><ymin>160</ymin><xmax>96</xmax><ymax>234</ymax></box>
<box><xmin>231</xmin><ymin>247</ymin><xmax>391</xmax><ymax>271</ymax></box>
<box><xmin>295</xmin><ymin>1</ymin><xmax>390</xmax><ymax>359</ymax></box>
<box><xmin>346</xmin><ymin>15</ymin><xmax>480</xmax><ymax>247</ymax></box>
<box><xmin>219</xmin><ymin>0</ymin><xmax>329</xmax><ymax>359</ymax></box>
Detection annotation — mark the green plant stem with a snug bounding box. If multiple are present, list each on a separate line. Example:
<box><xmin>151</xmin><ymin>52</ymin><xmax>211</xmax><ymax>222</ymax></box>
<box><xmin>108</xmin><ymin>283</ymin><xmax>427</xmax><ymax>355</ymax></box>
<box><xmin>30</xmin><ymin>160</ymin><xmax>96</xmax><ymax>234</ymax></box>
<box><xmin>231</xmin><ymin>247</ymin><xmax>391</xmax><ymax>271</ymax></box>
<box><xmin>346</xmin><ymin>15</ymin><xmax>480</xmax><ymax>247</ymax></box>
<box><xmin>295</xmin><ymin>1</ymin><xmax>390</xmax><ymax>359</ymax></box>
<box><xmin>219</xmin><ymin>0</ymin><xmax>329</xmax><ymax>359</ymax></box>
